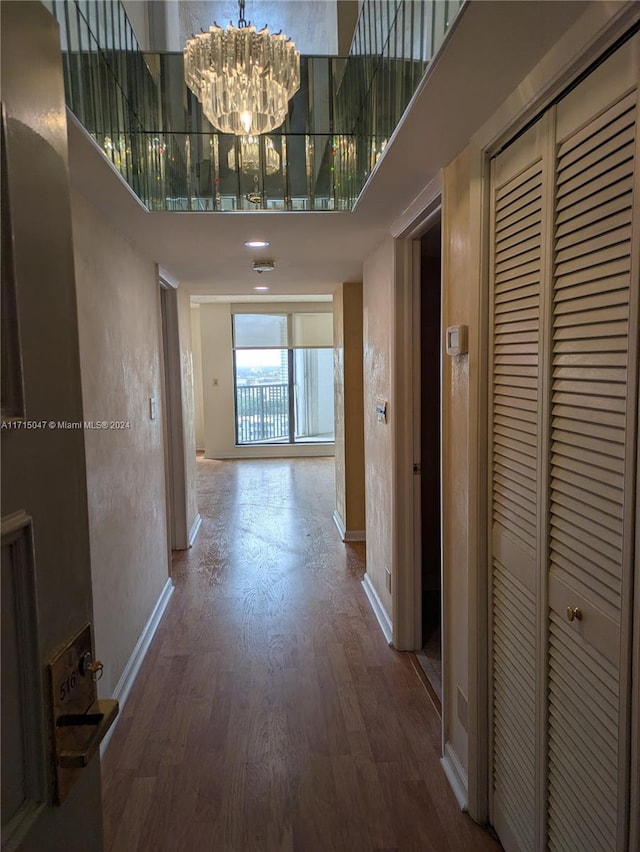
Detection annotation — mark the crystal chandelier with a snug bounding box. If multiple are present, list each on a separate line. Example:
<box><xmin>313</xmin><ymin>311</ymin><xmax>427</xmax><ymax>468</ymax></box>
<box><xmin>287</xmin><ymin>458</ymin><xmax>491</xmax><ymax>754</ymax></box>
<box><xmin>184</xmin><ymin>0</ymin><xmax>300</xmax><ymax>136</ymax></box>
<box><xmin>228</xmin><ymin>135</ymin><xmax>281</xmax><ymax>174</ymax></box>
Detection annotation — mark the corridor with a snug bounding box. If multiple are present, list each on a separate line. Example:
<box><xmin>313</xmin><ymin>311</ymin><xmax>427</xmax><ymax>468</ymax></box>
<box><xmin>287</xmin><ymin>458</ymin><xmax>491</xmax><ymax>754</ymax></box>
<box><xmin>101</xmin><ymin>457</ymin><xmax>500</xmax><ymax>851</ymax></box>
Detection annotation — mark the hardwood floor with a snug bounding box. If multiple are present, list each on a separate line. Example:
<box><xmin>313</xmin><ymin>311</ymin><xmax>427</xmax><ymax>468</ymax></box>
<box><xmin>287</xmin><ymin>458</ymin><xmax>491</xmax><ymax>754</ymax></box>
<box><xmin>101</xmin><ymin>457</ymin><xmax>500</xmax><ymax>852</ymax></box>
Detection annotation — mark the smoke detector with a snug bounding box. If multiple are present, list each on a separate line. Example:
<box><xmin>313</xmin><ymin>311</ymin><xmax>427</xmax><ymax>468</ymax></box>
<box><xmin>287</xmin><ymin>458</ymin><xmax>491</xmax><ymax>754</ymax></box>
<box><xmin>253</xmin><ymin>260</ymin><xmax>275</xmax><ymax>274</ymax></box>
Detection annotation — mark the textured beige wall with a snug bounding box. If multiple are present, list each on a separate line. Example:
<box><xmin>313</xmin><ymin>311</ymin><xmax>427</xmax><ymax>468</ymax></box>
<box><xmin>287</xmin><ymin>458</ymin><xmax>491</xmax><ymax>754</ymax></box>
<box><xmin>441</xmin><ymin>146</ymin><xmax>476</xmax><ymax>773</ymax></box>
<box><xmin>72</xmin><ymin>190</ymin><xmax>170</xmax><ymax>698</ymax></box>
<box><xmin>334</xmin><ymin>289</ymin><xmax>347</xmax><ymax>524</ymax></box>
<box><xmin>177</xmin><ymin>287</ymin><xmax>199</xmax><ymax>534</ymax></box>
<box><xmin>363</xmin><ymin>238</ymin><xmax>394</xmax><ymax>616</ymax></box>
<box><xmin>344</xmin><ymin>283</ymin><xmax>365</xmax><ymax>530</ymax></box>
<box><xmin>340</xmin><ymin>282</ymin><xmax>365</xmax><ymax>531</ymax></box>
<box><xmin>199</xmin><ymin>303</ymin><xmax>236</xmax><ymax>457</ymax></box>
<box><xmin>191</xmin><ymin>306</ymin><xmax>206</xmax><ymax>451</ymax></box>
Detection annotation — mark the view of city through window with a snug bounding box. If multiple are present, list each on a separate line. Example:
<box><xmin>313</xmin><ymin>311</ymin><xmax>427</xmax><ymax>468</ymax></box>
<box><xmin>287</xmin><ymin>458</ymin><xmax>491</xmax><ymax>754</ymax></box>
<box><xmin>233</xmin><ymin>314</ymin><xmax>334</xmax><ymax>445</ymax></box>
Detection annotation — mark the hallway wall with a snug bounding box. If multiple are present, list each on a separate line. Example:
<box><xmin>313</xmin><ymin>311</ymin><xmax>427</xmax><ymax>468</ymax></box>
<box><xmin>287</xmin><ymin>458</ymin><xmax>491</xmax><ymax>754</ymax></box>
<box><xmin>362</xmin><ymin>236</ymin><xmax>394</xmax><ymax>618</ymax></box>
<box><xmin>71</xmin><ymin>189</ymin><xmax>170</xmax><ymax>698</ymax></box>
<box><xmin>360</xmin><ymin>155</ymin><xmax>482</xmax><ymax>788</ymax></box>
<box><xmin>333</xmin><ymin>282</ymin><xmax>365</xmax><ymax>538</ymax></box>
<box><xmin>177</xmin><ymin>286</ymin><xmax>199</xmax><ymax>535</ymax></box>
<box><xmin>191</xmin><ymin>304</ymin><xmax>206</xmax><ymax>451</ymax></box>
<box><xmin>440</xmin><ymin>144</ymin><xmax>483</xmax><ymax>778</ymax></box>
<box><xmin>198</xmin><ymin>302</ymin><xmax>238</xmax><ymax>457</ymax></box>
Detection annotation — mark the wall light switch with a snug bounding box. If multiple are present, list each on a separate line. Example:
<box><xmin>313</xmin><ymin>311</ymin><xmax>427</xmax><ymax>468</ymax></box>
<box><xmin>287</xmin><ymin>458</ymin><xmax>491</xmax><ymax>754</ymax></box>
<box><xmin>149</xmin><ymin>396</ymin><xmax>157</xmax><ymax>420</ymax></box>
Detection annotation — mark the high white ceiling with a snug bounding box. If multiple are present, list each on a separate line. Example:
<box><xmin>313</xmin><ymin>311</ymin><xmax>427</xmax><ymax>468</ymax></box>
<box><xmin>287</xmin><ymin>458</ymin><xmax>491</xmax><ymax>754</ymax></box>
<box><xmin>177</xmin><ymin>1</ymin><xmax>340</xmax><ymax>55</ymax></box>
<box><xmin>68</xmin><ymin>1</ymin><xmax>592</xmax><ymax>301</ymax></box>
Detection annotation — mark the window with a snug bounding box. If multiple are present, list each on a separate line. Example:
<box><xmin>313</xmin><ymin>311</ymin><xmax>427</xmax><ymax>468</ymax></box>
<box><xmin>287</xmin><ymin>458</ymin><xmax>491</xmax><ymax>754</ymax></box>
<box><xmin>233</xmin><ymin>312</ymin><xmax>334</xmax><ymax>445</ymax></box>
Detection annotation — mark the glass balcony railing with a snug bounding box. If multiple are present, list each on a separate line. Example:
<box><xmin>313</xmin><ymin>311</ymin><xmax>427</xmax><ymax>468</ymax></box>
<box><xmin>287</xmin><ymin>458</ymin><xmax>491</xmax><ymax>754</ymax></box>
<box><xmin>88</xmin><ymin>130</ymin><xmax>384</xmax><ymax>212</ymax></box>
<box><xmin>341</xmin><ymin>0</ymin><xmax>465</xmax><ymax>142</ymax></box>
<box><xmin>43</xmin><ymin>0</ymin><xmax>464</xmax><ymax>212</ymax></box>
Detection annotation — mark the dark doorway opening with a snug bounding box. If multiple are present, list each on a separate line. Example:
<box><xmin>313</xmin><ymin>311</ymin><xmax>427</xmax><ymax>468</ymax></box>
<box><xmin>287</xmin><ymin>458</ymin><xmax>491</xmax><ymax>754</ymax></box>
<box><xmin>417</xmin><ymin>218</ymin><xmax>442</xmax><ymax>703</ymax></box>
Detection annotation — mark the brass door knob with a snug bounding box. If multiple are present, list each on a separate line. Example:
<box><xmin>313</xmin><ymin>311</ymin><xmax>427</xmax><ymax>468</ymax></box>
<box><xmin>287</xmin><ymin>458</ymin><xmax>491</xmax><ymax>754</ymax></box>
<box><xmin>566</xmin><ymin>606</ymin><xmax>582</xmax><ymax>622</ymax></box>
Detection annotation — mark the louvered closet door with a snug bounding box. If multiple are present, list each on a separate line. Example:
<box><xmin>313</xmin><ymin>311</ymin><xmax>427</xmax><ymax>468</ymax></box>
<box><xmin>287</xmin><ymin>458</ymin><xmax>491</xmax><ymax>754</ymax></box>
<box><xmin>547</xmin><ymin>35</ymin><xmax>639</xmax><ymax>852</ymax></box>
<box><xmin>489</xmin><ymin>30</ymin><xmax>640</xmax><ymax>852</ymax></box>
<box><xmin>489</xmin><ymin>116</ymin><xmax>551</xmax><ymax>852</ymax></box>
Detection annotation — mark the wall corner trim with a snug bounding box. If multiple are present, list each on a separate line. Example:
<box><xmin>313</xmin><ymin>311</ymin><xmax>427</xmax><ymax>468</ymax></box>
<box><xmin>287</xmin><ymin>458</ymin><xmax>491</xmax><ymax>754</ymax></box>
<box><xmin>188</xmin><ymin>513</ymin><xmax>202</xmax><ymax>547</ymax></box>
<box><xmin>391</xmin><ymin>174</ymin><xmax>442</xmax><ymax>238</ymax></box>
<box><xmin>333</xmin><ymin>510</ymin><xmax>347</xmax><ymax>540</ymax></box>
<box><xmin>158</xmin><ymin>266</ymin><xmax>179</xmax><ymax>289</ymax></box>
<box><xmin>441</xmin><ymin>742</ymin><xmax>469</xmax><ymax>812</ymax></box>
<box><xmin>333</xmin><ymin>510</ymin><xmax>366</xmax><ymax>542</ymax></box>
<box><xmin>361</xmin><ymin>573</ymin><xmax>393</xmax><ymax>644</ymax></box>
<box><xmin>100</xmin><ymin>577</ymin><xmax>174</xmax><ymax>755</ymax></box>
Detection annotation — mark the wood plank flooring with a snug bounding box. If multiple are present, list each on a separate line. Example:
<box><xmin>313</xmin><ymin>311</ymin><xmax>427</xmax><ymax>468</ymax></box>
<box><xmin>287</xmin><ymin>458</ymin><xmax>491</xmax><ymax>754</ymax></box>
<box><xmin>101</xmin><ymin>457</ymin><xmax>501</xmax><ymax>852</ymax></box>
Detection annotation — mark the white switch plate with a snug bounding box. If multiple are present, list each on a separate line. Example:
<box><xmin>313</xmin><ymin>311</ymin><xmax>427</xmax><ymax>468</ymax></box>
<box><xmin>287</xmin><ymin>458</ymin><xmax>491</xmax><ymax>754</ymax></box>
<box><xmin>149</xmin><ymin>396</ymin><xmax>156</xmax><ymax>420</ymax></box>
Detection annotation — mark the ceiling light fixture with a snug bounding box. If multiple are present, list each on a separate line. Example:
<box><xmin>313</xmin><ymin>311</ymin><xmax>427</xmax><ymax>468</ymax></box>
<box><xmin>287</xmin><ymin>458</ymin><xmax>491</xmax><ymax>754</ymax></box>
<box><xmin>253</xmin><ymin>260</ymin><xmax>275</xmax><ymax>273</ymax></box>
<box><xmin>254</xmin><ymin>285</ymin><xmax>270</xmax><ymax>292</ymax></box>
<box><xmin>245</xmin><ymin>240</ymin><xmax>270</xmax><ymax>248</ymax></box>
<box><xmin>184</xmin><ymin>0</ymin><xmax>300</xmax><ymax>136</ymax></box>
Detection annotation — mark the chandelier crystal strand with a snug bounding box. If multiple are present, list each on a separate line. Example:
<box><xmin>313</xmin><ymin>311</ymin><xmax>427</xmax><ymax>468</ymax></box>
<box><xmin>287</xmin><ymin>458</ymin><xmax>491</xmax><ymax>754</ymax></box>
<box><xmin>184</xmin><ymin>2</ymin><xmax>300</xmax><ymax>136</ymax></box>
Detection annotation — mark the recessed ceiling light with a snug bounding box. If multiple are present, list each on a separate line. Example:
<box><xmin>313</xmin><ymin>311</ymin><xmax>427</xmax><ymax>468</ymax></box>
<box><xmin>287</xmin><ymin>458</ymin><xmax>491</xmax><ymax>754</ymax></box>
<box><xmin>245</xmin><ymin>240</ymin><xmax>270</xmax><ymax>248</ymax></box>
<box><xmin>254</xmin><ymin>286</ymin><xmax>270</xmax><ymax>292</ymax></box>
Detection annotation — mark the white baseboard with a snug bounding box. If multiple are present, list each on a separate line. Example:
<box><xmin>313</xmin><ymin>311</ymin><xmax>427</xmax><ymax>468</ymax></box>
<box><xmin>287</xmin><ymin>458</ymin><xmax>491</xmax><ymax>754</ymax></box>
<box><xmin>441</xmin><ymin>742</ymin><xmax>469</xmax><ymax>812</ymax></box>
<box><xmin>344</xmin><ymin>529</ymin><xmax>365</xmax><ymax>542</ymax></box>
<box><xmin>333</xmin><ymin>510</ymin><xmax>346</xmax><ymax>540</ymax></box>
<box><xmin>361</xmin><ymin>572</ymin><xmax>393</xmax><ymax>645</ymax></box>
<box><xmin>188</xmin><ymin>513</ymin><xmax>202</xmax><ymax>547</ymax></box>
<box><xmin>333</xmin><ymin>510</ymin><xmax>366</xmax><ymax>542</ymax></box>
<box><xmin>100</xmin><ymin>578</ymin><xmax>174</xmax><ymax>755</ymax></box>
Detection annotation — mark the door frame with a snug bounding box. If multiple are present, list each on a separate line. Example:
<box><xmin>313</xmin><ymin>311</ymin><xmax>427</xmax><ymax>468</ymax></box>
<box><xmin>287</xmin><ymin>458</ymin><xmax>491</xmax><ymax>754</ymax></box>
<box><xmin>392</xmin><ymin>186</ymin><xmax>442</xmax><ymax>655</ymax></box>
<box><xmin>393</xmin><ymin>163</ymin><xmax>490</xmax><ymax>819</ymax></box>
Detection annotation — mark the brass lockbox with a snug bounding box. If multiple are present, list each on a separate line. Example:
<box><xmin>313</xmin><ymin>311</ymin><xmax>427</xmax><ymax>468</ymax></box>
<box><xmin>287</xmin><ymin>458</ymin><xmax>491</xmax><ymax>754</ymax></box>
<box><xmin>48</xmin><ymin>623</ymin><xmax>118</xmax><ymax>803</ymax></box>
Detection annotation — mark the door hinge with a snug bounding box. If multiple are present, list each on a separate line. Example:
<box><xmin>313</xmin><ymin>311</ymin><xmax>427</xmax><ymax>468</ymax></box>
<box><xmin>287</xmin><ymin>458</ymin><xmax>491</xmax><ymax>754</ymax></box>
<box><xmin>413</xmin><ymin>463</ymin><xmax>421</xmax><ymax>474</ymax></box>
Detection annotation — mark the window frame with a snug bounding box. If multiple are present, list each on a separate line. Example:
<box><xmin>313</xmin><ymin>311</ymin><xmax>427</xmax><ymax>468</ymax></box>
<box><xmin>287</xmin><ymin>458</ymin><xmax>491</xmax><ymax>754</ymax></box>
<box><xmin>231</xmin><ymin>310</ymin><xmax>334</xmax><ymax>447</ymax></box>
